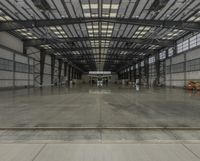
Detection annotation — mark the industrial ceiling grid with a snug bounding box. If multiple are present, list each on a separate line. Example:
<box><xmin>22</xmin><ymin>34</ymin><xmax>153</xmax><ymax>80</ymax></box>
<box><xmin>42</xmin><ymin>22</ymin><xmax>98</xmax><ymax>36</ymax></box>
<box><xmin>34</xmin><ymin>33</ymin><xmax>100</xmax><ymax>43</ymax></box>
<box><xmin>0</xmin><ymin>0</ymin><xmax>199</xmax><ymax>71</ymax></box>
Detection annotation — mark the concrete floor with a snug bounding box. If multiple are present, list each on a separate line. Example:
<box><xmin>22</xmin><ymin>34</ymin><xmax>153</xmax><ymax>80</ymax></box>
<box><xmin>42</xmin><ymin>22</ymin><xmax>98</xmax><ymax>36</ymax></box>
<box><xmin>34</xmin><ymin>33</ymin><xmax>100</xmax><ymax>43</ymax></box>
<box><xmin>1</xmin><ymin>84</ymin><xmax>200</xmax><ymax>160</ymax></box>
<box><xmin>0</xmin><ymin>143</ymin><xmax>200</xmax><ymax>161</ymax></box>
<box><xmin>0</xmin><ymin>84</ymin><xmax>200</xmax><ymax>128</ymax></box>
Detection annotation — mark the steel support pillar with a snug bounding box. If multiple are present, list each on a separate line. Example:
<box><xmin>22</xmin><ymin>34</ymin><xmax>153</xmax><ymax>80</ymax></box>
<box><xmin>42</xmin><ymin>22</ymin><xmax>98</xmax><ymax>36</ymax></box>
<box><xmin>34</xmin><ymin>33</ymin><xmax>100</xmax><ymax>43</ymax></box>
<box><xmin>51</xmin><ymin>55</ymin><xmax>55</xmax><ymax>86</ymax></box>
<box><xmin>138</xmin><ymin>63</ymin><xmax>142</xmax><ymax>84</ymax></box>
<box><xmin>64</xmin><ymin>62</ymin><xmax>68</xmax><ymax>77</ymax></box>
<box><xmin>68</xmin><ymin>65</ymin><xmax>71</xmax><ymax>85</ymax></box>
<box><xmin>155</xmin><ymin>53</ymin><xmax>160</xmax><ymax>84</ymax></box>
<box><xmin>71</xmin><ymin>67</ymin><xmax>73</xmax><ymax>79</ymax></box>
<box><xmin>133</xmin><ymin>66</ymin><xmax>136</xmax><ymax>83</ymax></box>
<box><xmin>117</xmin><ymin>72</ymin><xmax>120</xmax><ymax>80</ymax></box>
<box><xmin>144</xmin><ymin>58</ymin><xmax>149</xmax><ymax>86</ymax></box>
<box><xmin>129</xmin><ymin>66</ymin><xmax>132</xmax><ymax>81</ymax></box>
<box><xmin>40</xmin><ymin>49</ymin><xmax>46</xmax><ymax>87</ymax></box>
<box><xmin>23</xmin><ymin>44</ymin><xmax>27</xmax><ymax>56</ymax></box>
<box><xmin>74</xmin><ymin>69</ymin><xmax>77</xmax><ymax>79</ymax></box>
<box><xmin>58</xmin><ymin>59</ymin><xmax>63</xmax><ymax>85</ymax></box>
<box><xmin>184</xmin><ymin>52</ymin><xmax>187</xmax><ymax>87</ymax></box>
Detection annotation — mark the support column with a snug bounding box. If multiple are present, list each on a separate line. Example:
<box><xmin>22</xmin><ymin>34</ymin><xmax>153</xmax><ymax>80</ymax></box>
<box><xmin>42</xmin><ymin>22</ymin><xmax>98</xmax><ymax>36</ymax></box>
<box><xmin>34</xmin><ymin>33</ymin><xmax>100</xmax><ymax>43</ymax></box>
<box><xmin>133</xmin><ymin>66</ymin><xmax>136</xmax><ymax>83</ymax></box>
<box><xmin>144</xmin><ymin>57</ymin><xmax>149</xmax><ymax>86</ymax></box>
<box><xmin>71</xmin><ymin>66</ymin><xmax>74</xmax><ymax>79</ymax></box>
<box><xmin>155</xmin><ymin>53</ymin><xmax>160</xmax><ymax>84</ymax></box>
<box><xmin>40</xmin><ymin>49</ymin><xmax>46</xmax><ymax>87</ymax></box>
<box><xmin>64</xmin><ymin>62</ymin><xmax>68</xmax><ymax>77</ymax></box>
<box><xmin>68</xmin><ymin>65</ymin><xmax>71</xmax><ymax>85</ymax></box>
<box><xmin>80</xmin><ymin>72</ymin><xmax>82</xmax><ymax>79</ymax></box>
<box><xmin>138</xmin><ymin>63</ymin><xmax>142</xmax><ymax>84</ymax></box>
<box><xmin>73</xmin><ymin>68</ymin><xmax>76</xmax><ymax>79</ymax></box>
<box><xmin>118</xmin><ymin>72</ymin><xmax>120</xmax><ymax>80</ymax></box>
<box><xmin>13</xmin><ymin>53</ymin><xmax>16</xmax><ymax>89</ymax></box>
<box><xmin>74</xmin><ymin>69</ymin><xmax>77</xmax><ymax>79</ymax></box>
<box><xmin>51</xmin><ymin>55</ymin><xmax>55</xmax><ymax>86</ymax></box>
<box><xmin>183</xmin><ymin>52</ymin><xmax>187</xmax><ymax>87</ymax></box>
<box><xmin>73</xmin><ymin>68</ymin><xmax>75</xmax><ymax>79</ymax></box>
<box><xmin>58</xmin><ymin>59</ymin><xmax>63</xmax><ymax>85</ymax></box>
<box><xmin>129</xmin><ymin>66</ymin><xmax>132</xmax><ymax>81</ymax></box>
<box><xmin>170</xmin><ymin>57</ymin><xmax>172</xmax><ymax>87</ymax></box>
<box><xmin>28</xmin><ymin>57</ymin><xmax>30</xmax><ymax>87</ymax></box>
<box><xmin>23</xmin><ymin>44</ymin><xmax>27</xmax><ymax>56</ymax></box>
<box><xmin>123</xmin><ymin>71</ymin><xmax>125</xmax><ymax>79</ymax></box>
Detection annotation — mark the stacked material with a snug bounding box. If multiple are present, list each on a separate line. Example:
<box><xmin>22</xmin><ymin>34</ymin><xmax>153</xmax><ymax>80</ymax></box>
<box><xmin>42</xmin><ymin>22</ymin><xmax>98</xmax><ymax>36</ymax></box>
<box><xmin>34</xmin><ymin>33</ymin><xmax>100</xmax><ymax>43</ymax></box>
<box><xmin>186</xmin><ymin>81</ymin><xmax>200</xmax><ymax>90</ymax></box>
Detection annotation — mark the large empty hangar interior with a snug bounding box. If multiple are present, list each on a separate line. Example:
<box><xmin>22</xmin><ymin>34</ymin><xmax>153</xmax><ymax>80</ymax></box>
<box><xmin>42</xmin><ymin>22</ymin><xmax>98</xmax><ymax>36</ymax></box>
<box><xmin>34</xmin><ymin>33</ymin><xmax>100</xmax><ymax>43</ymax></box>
<box><xmin>0</xmin><ymin>0</ymin><xmax>200</xmax><ymax>160</ymax></box>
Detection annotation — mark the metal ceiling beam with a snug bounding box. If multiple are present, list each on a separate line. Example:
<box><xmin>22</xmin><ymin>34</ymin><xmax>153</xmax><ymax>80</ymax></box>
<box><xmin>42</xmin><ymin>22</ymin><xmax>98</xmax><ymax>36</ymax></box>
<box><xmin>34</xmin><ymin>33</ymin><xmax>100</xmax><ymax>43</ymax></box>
<box><xmin>71</xmin><ymin>58</ymin><xmax>133</xmax><ymax>61</ymax></box>
<box><xmin>24</xmin><ymin>37</ymin><xmax>174</xmax><ymax>47</ymax></box>
<box><xmin>53</xmin><ymin>47</ymin><xmax>156</xmax><ymax>53</ymax></box>
<box><xmin>69</xmin><ymin>54</ymin><xmax>141</xmax><ymax>58</ymax></box>
<box><xmin>71</xmin><ymin>54</ymin><xmax>139</xmax><ymax>57</ymax></box>
<box><xmin>0</xmin><ymin>18</ymin><xmax>200</xmax><ymax>32</ymax></box>
<box><xmin>59</xmin><ymin>54</ymin><xmax>141</xmax><ymax>61</ymax></box>
<box><xmin>75</xmin><ymin>61</ymin><xmax>128</xmax><ymax>63</ymax></box>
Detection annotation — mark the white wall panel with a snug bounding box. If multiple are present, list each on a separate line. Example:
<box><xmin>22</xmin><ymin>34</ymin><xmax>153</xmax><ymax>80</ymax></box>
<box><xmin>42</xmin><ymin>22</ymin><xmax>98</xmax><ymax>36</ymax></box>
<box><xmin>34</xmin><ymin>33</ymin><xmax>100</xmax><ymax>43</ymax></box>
<box><xmin>0</xmin><ymin>71</ymin><xmax>13</xmax><ymax>79</ymax></box>
<box><xmin>15</xmin><ymin>72</ymin><xmax>28</xmax><ymax>80</ymax></box>
<box><xmin>29</xmin><ymin>80</ymin><xmax>34</xmax><ymax>86</ymax></box>
<box><xmin>171</xmin><ymin>73</ymin><xmax>184</xmax><ymax>80</ymax></box>
<box><xmin>29</xmin><ymin>74</ymin><xmax>34</xmax><ymax>80</ymax></box>
<box><xmin>186</xmin><ymin>71</ymin><xmax>200</xmax><ymax>80</ymax></box>
<box><xmin>0</xmin><ymin>32</ymin><xmax>23</xmax><ymax>53</ymax></box>
<box><xmin>0</xmin><ymin>32</ymin><xmax>36</xmax><ymax>89</ymax></box>
<box><xmin>172</xmin><ymin>54</ymin><xmax>184</xmax><ymax>64</ymax></box>
<box><xmin>15</xmin><ymin>80</ymin><xmax>28</xmax><ymax>86</ymax></box>
<box><xmin>186</xmin><ymin>48</ymin><xmax>200</xmax><ymax>61</ymax></box>
<box><xmin>0</xmin><ymin>48</ymin><xmax>13</xmax><ymax>60</ymax></box>
<box><xmin>171</xmin><ymin>80</ymin><xmax>184</xmax><ymax>87</ymax></box>
<box><xmin>15</xmin><ymin>54</ymin><xmax>28</xmax><ymax>63</ymax></box>
<box><xmin>165</xmin><ymin>80</ymin><xmax>170</xmax><ymax>86</ymax></box>
<box><xmin>0</xmin><ymin>80</ymin><xmax>13</xmax><ymax>87</ymax></box>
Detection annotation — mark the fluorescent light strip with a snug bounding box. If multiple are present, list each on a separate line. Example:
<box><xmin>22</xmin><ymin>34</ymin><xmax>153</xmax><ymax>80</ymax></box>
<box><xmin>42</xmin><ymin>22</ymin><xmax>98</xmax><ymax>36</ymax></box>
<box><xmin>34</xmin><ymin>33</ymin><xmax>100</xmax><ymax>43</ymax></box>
<box><xmin>84</xmin><ymin>13</ymin><xmax>91</xmax><ymax>17</ymax></box>
<box><xmin>110</xmin><ymin>13</ymin><xmax>117</xmax><ymax>17</ymax></box>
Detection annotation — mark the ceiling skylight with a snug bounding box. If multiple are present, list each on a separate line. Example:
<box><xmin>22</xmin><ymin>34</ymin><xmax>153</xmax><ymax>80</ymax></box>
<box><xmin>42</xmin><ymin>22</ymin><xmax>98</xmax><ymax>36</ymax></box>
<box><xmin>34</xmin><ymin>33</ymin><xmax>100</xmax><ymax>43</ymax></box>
<box><xmin>15</xmin><ymin>28</ymin><xmax>38</xmax><ymax>39</ymax></box>
<box><xmin>132</xmin><ymin>26</ymin><xmax>151</xmax><ymax>38</ymax></box>
<box><xmin>82</xmin><ymin>3</ymin><xmax>119</xmax><ymax>18</ymax></box>
<box><xmin>49</xmin><ymin>26</ymin><xmax>67</xmax><ymax>38</ymax></box>
<box><xmin>82</xmin><ymin>4</ymin><xmax>98</xmax><ymax>9</ymax></box>
<box><xmin>0</xmin><ymin>10</ymin><xmax>13</xmax><ymax>21</ymax></box>
<box><xmin>110</xmin><ymin>13</ymin><xmax>117</xmax><ymax>17</ymax></box>
<box><xmin>162</xmin><ymin>29</ymin><xmax>184</xmax><ymax>39</ymax></box>
<box><xmin>84</xmin><ymin>13</ymin><xmax>91</xmax><ymax>17</ymax></box>
<box><xmin>187</xmin><ymin>11</ymin><xmax>200</xmax><ymax>22</ymax></box>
